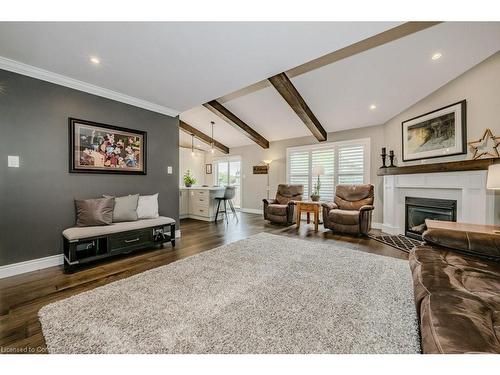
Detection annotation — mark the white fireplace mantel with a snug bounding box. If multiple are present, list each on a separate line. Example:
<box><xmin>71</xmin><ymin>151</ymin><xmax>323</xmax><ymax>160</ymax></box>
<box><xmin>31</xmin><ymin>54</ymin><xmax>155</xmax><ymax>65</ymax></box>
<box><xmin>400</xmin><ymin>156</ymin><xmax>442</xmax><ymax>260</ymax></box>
<box><xmin>382</xmin><ymin>170</ymin><xmax>495</xmax><ymax>235</ymax></box>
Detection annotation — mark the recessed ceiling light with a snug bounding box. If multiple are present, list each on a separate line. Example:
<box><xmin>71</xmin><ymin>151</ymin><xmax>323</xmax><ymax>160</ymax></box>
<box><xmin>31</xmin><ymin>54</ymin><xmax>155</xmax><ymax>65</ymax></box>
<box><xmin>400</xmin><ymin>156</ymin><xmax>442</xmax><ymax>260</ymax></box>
<box><xmin>370</xmin><ymin>104</ymin><xmax>377</xmax><ymax>110</ymax></box>
<box><xmin>431</xmin><ymin>52</ymin><xmax>442</xmax><ymax>61</ymax></box>
<box><xmin>90</xmin><ymin>56</ymin><xmax>101</xmax><ymax>65</ymax></box>
<box><xmin>197</xmin><ymin>144</ymin><xmax>201</xmax><ymax>148</ymax></box>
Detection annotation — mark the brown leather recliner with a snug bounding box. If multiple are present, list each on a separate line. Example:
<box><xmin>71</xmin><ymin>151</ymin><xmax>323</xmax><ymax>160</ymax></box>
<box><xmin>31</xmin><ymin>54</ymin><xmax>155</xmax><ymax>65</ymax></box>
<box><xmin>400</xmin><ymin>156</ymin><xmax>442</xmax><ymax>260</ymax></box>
<box><xmin>263</xmin><ymin>184</ymin><xmax>303</xmax><ymax>225</ymax></box>
<box><xmin>322</xmin><ymin>184</ymin><xmax>374</xmax><ymax>235</ymax></box>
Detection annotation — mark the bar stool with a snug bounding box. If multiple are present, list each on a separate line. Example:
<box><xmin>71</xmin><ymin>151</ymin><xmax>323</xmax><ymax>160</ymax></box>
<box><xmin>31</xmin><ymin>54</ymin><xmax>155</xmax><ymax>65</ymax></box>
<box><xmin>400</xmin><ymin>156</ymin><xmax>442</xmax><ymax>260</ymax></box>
<box><xmin>214</xmin><ymin>186</ymin><xmax>238</xmax><ymax>223</ymax></box>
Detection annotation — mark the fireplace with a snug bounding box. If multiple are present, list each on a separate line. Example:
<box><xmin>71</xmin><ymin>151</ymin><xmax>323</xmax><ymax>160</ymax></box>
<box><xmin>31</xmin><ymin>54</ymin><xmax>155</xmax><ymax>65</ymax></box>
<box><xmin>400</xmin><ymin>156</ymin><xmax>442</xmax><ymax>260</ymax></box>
<box><xmin>405</xmin><ymin>197</ymin><xmax>457</xmax><ymax>240</ymax></box>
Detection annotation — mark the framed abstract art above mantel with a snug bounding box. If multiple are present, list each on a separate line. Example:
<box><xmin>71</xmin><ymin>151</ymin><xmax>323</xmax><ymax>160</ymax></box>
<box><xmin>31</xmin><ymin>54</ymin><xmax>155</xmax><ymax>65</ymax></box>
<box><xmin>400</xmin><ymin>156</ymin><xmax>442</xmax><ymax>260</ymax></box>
<box><xmin>69</xmin><ymin>118</ymin><xmax>147</xmax><ymax>174</ymax></box>
<box><xmin>401</xmin><ymin>100</ymin><xmax>467</xmax><ymax>162</ymax></box>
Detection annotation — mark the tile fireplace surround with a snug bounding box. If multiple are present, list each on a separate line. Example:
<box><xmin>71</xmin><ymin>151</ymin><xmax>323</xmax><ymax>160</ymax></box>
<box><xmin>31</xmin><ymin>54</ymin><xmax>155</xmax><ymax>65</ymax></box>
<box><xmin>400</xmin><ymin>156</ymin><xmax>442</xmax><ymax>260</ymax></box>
<box><xmin>382</xmin><ymin>170</ymin><xmax>495</xmax><ymax>235</ymax></box>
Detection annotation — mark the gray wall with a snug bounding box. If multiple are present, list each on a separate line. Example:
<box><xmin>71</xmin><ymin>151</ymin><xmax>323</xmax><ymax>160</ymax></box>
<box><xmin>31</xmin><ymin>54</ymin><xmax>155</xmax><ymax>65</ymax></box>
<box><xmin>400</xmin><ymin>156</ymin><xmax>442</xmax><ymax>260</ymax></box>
<box><xmin>0</xmin><ymin>69</ymin><xmax>179</xmax><ymax>266</ymax></box>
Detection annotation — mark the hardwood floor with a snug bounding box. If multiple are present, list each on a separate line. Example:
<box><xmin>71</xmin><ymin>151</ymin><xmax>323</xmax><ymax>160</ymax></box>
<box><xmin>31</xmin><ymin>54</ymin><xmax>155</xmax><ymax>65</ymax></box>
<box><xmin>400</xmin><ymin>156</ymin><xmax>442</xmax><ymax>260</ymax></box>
<box><xmin>0</xmin><ymin>213</ymin><xmax>406</xmax><ymax>354</ymax></box>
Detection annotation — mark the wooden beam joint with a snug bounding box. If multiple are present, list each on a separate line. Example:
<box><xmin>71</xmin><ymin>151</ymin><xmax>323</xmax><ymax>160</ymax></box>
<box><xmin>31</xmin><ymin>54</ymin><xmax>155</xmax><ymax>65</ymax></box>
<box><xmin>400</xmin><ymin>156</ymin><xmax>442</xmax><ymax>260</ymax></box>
<box><xmin>203</xmin><ymin>100</ymin><xmax>269</xmax><ymax>149</ymax></box>
<box><xmin>179</xmin><ymin>120</ymin><xmax>229</xmax><ymax>154</ymax></box>
<box><xmin>269</xmin><ymin>72</ymin><xmax>327</xmax><ymax>142</ymax></box>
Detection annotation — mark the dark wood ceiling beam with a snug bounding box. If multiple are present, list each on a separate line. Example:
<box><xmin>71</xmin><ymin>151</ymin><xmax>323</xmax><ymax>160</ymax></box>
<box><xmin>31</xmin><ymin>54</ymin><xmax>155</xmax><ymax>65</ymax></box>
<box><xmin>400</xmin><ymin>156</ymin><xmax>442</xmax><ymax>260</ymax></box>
<box><xmin>203</xmin><ymin>100</ymin><xmax>269</xmax><ymax>149</ymax></box>
<box><xmin>218</xmin><ymin>22</ymin><xmax>441</xmax><ymax>103</ymax></box>
<box><xmin>286</xmin><ymin>21</ymin><xmax>442</xmax><ymax>78</ymax></box>
<box><xmin>269</xmin><ymin>72</ymin><xmax>327</xmax><ymax>142</ymax></box>
<box><xmin>179</xmin><ymin>120</ymin><xmax>229</xmax><ymax>154</ymax></box>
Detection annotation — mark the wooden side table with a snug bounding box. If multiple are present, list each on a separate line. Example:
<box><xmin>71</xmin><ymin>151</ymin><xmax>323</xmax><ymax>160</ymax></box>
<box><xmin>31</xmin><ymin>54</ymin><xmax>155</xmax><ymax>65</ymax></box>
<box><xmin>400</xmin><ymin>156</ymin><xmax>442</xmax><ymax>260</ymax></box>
<box><xmin>295</xmin><ymin>201</ymin><xmax>322</xmax><ymax>232</ymax></box>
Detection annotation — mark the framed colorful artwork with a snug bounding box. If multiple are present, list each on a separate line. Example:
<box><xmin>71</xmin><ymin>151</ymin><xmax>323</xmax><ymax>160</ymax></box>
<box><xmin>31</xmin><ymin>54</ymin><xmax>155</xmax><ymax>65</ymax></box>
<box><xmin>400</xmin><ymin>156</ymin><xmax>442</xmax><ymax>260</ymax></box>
<box><xmin>69</xmin><ymin>118</ymin><xmax>147</xmax><ymax>174</ymax></box>
<box><xmin>402</xmin><ymin>100</ymin><xmax>467</xmax><ymax>162</ymax></box>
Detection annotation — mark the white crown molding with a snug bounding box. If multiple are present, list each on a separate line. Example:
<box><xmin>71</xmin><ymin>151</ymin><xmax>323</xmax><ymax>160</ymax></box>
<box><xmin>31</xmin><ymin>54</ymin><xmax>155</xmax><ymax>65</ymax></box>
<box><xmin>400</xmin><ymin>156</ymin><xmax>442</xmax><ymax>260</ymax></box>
<box><xmin>0</xmin><ymin>56</ymin><xmax>180</xmax><ymax>118</ymax></box>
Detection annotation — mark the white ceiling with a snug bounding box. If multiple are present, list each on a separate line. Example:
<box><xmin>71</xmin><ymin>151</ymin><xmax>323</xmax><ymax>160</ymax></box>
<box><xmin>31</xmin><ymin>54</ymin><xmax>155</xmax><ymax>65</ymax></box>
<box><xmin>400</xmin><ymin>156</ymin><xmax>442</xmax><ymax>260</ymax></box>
<box><xmin>179</xmin><ymin>130</ymin><xmax>213</xmax><ymax>152</ymax></box>
<box><xmin>181</xmin><ymin>22</ymin><xmax>500</xmax><ymax>148</ymax></box>
<box><xmin>292</xmin><ymin>22</ymin><xmax>500</xmax><ymax>132</ymax></box>
<box><xmin>0</xmin><ymin>22</ymin><xmax>400</xmax><ymax>113</ymax></box>
<box><xmin>181</xmin><ymin>106</ymin><xmax>252</xmax><ymax>147</ymax></box>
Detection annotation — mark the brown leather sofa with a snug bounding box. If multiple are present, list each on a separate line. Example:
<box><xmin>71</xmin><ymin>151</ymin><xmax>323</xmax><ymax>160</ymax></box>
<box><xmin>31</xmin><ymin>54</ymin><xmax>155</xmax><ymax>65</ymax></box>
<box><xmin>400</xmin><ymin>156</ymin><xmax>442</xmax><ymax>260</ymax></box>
<box><xmin>263</xmin><ymin>184</ymin><xmax>303</xmax><ymax>225</ymax></box>
<box><xmin>410</xmin><ymin>228</ymin><xmax>500</xmax><ymax>354</ymax></box>
<box><xmin>322</xmin><ymin>184</ymin><xmax>374</xmax><ymax>235</ymax></box>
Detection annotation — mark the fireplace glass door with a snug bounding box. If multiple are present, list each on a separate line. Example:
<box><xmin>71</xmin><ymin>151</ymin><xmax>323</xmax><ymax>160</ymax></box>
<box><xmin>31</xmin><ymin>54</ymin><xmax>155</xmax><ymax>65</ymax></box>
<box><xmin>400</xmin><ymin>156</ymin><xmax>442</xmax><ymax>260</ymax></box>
<box><xmin>405</xmin><ymin>197</ymin><xmax>457</xmax><ymax>240</ymax></box>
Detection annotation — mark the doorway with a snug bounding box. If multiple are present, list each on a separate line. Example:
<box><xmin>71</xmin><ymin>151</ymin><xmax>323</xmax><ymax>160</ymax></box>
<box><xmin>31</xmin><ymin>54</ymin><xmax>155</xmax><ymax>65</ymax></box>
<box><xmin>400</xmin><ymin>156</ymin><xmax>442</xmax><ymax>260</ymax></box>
<box><xmin>215</xmin><ymin>158</ymin><xmax>241</xmax><ymax>208</ymax></box>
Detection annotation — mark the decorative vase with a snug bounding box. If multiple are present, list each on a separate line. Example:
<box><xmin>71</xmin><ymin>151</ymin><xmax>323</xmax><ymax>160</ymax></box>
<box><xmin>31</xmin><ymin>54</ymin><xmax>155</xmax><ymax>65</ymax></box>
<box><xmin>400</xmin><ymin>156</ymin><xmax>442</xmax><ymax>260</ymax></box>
<box><xmin>310</xmin><ymin>194</ymin><xmax>320</xmax><ymax>202</ymax></box>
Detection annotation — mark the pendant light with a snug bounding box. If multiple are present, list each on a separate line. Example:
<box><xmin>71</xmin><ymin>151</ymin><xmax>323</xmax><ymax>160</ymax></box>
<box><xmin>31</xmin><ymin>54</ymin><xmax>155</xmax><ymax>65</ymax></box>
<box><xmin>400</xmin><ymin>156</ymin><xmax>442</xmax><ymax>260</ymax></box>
<box><xmin>210</xmin><ymin>121</ymin><xmax>215</xmax><ymax>154</ymax></box>
<box><xmin>191</xmin><ymin>134</ymin><xmax>195</xmax><ymax>156</ymax></box>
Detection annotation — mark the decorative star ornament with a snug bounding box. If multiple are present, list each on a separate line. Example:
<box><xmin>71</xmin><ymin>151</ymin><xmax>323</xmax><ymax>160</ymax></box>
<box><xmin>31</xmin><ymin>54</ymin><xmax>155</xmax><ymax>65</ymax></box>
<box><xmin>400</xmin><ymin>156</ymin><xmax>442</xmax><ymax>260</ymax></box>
<box><xmin>467</xmin><ymin>128</ymin><xmax>500</xmax><ymax>160</ymax></box>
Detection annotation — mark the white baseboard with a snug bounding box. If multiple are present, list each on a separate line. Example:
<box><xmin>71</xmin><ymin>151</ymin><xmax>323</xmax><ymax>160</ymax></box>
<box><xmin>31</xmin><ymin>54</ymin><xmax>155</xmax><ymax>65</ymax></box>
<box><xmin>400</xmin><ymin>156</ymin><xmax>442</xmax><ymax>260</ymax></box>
<box><xmin>0</xmin><ymin>230</ymin><xmax>182</xmax><ymax>279</ymax></box>
<box><xmin>241</xmin><ymin>209</ymin><xmax>381</xmax><ymax>230</ymax></box>
<box><xmin>381</xmin><ymin>224</ymin><xmax>400</xmax><ymax>235</ymax></box>
<box><xmin>239</xmin><ymin>208</ymin><xmax>262</xmax><ymax>215</ymax></box>
<box><xmin>0</xmin><ymin>254</ymin><xmax>64</xmax><ymax>279</ymax></box>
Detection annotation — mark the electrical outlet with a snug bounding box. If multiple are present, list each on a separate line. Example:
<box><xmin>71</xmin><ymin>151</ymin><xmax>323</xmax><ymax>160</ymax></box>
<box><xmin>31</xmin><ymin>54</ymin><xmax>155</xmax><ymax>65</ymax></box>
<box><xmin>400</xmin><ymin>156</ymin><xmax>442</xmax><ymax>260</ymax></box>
<box><xmin>167</xmin><ymin>166</ymin><xmax>173</xmax><ymax>174</ymax></box>
<box><xmin>8</xmin><ymin>155</ymin><xmax>19</xmax><ymax>168</ymax></box>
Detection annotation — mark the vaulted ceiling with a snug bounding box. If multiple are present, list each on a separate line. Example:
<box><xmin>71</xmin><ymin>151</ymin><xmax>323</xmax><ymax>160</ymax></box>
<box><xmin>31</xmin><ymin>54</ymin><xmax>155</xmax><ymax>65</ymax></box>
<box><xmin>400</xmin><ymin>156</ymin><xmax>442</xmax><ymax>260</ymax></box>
<box><xmin>0</xmin><ymin>21</ymin><xmax>400</xmax><ymax>113</ymax></box>
<box><xmin>1</xmin><ymin>22</ymin><xmax>499</xmax><ymax>151</ymax></box>
<box><xmin>181</xmin><ymin>22</ymin><xmax>500</xmax><ymax>148</ymax></box>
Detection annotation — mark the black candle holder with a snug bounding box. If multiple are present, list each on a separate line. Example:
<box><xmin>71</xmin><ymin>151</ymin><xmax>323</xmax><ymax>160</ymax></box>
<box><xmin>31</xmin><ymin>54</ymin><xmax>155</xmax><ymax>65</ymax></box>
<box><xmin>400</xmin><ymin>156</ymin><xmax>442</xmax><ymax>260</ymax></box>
<box><xmin>380</xmin><ymin>152</ymin><xmax>387</xmax><ymax>168</ymax></box>
<box><xmin>389</xmin><ymin>151</ymin><xmax>396</xmax><ymax>167</ymax></box>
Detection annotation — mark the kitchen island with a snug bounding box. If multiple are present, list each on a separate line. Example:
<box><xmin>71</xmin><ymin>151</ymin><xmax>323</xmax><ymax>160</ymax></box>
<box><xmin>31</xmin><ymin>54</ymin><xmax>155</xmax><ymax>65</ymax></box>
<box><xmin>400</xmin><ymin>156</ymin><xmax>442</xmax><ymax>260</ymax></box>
<box><xmin>179</xmin><ymin>186</ymin><xmax>226</xmax><ymax>221</ymax></box>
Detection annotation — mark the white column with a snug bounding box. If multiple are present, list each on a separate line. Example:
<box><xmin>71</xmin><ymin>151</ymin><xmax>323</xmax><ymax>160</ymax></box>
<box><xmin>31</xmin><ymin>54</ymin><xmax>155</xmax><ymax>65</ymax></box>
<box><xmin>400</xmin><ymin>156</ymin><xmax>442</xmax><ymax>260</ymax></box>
<box><xmin>382</xmin><ymin>175</ymin><xmax>399</xmax><ymax>234</ymax></box>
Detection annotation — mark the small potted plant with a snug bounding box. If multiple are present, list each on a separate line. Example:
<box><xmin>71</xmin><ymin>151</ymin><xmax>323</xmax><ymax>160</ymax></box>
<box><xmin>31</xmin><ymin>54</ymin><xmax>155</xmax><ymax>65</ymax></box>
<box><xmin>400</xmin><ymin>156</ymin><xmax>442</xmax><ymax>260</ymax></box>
<box><xmin>183</xmin><ymin>170</ymin><xmax>197</xmax><ymax>188</ymax></box>
<box><xmin>310</xmin><ymin>166</ymin><xmax>324</xmax><ymax>201</ymax></box>
<box><xmin>310</xmin><ymin>179</ymin><xmax>321</xmax><ymax>202</ymax></box>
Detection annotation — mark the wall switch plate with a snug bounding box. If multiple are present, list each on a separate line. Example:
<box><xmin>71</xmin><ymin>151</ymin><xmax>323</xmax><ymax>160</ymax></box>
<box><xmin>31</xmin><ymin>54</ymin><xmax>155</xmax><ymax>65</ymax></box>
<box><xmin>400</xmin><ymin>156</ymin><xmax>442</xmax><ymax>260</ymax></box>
<box><xmin>8</xmin><ymin>155</ymin><xmax>19</xmax><ymax>168</ymax></box>
<box><xmin>167</xmin><ymin>166</ymin><xmax>173</xmax><ymax>174</ymax></box>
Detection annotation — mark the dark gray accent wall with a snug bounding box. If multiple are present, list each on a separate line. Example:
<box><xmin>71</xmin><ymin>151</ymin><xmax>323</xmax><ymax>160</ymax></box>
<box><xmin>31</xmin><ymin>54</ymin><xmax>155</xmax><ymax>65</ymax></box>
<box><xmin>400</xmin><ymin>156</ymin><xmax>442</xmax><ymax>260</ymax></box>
<box><xmin>0</xmin><ymin>69</ymin><xmax>179</xmax><ymax>266</ymax></box>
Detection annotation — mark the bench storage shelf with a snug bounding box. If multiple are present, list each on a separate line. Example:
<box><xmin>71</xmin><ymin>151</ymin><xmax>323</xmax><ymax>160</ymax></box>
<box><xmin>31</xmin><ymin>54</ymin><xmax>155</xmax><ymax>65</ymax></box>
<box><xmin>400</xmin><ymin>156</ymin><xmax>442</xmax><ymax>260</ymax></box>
<box><xmin>63</xmin><ymin>217</ymin><xmax>175</xmax><ymax>272</ymax></box>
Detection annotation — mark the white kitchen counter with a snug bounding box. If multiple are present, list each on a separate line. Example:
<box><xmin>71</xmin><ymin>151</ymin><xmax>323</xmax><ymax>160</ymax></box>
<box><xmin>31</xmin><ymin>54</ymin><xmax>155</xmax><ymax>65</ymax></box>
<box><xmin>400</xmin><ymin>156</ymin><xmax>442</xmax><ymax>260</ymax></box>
<box><xmin>180</xmin><ymin>186</ymin><xmax>225</xmax><ymax>191</ymax></box>
<box><xmin>179</xmin><ymin>186</ymin><xmax>225</xmax><ymax>221</ymax></box>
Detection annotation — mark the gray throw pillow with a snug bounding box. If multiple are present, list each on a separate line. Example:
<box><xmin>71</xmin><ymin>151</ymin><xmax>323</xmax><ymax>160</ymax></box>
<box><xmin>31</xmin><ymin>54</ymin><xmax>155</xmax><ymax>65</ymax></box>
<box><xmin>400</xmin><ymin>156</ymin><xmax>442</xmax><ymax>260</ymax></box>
<box><xmin>103</xmin><ymin>194</ymin><xmax>139</xmax><ymax>222</ymax></box>
<box><xmin>75</xmin><ymin>197</ymin><xmax>114</xmax><ymax>227</ymax></box>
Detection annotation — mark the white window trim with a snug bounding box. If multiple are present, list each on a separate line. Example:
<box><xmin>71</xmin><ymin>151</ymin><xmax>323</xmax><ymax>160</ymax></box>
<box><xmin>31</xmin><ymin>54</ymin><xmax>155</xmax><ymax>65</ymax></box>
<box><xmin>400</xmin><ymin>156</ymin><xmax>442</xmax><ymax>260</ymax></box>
<box><xmin>286</xmin><ymin>138</ymin><xmax>371</xmax><ymax>189</ymax></box>
<box><xmin>212</xmin><ymin>155</ymin><xmax>242</xmax><ymax>185</ymax></box>
<box><xmin>212</xmin><ymin>155</ymin><xmax>242</xmax><ymax>163</ymax></box>
<box><xmin>212</xmin><ymin>155</ymin><xmax>243</xmax><ymax>208</ymax></box>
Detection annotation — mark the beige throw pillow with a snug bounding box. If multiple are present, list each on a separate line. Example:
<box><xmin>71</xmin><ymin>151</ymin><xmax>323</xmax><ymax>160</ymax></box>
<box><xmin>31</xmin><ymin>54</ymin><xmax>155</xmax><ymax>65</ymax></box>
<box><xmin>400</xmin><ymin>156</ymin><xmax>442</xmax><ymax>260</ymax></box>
<box><xmin>103</xmin><ymin>194</ymin><xmax>139</xmax><ymax>222</ymax></box>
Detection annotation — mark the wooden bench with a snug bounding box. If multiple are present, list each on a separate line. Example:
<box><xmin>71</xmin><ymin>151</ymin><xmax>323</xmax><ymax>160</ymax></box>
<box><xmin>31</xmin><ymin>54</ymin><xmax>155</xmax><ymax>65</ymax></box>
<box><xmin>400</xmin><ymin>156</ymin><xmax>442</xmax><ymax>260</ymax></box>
<box><xmin>62</xmin><ymin>217</ymin><xmax>175</xmax><ymax>272</ymax></box>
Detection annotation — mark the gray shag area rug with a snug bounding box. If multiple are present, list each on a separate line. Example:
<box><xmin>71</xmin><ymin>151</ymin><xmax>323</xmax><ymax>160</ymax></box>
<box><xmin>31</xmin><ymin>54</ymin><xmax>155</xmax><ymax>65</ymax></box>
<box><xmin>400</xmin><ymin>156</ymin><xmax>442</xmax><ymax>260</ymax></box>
<box><xmin>39</xmin><ymin>232</ymin><xmax>420</xmax><ymax>354</ymax></box>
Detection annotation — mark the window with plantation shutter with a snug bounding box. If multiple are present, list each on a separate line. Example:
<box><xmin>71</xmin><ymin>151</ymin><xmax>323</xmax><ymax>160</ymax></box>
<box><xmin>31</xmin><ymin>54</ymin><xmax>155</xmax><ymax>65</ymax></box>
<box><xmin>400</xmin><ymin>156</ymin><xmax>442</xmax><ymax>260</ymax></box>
<box><xmin>286</xmin><ymin>138</ymin><xmax>369</xmax><ymax>200</ymax></box>
<box><xmin>338</xmin><ymin>144</ymin><xmax>365</xmax><ymax>185</ymax></box>
<box><xmin>311</xmin><ymin>148</ymin><xmax>334</xmax><ymax>202</ymax></box>
<box><xmin>288</xmin><ymin>150</ymin><xmax>310</xmax><ymax>198</ymax></box>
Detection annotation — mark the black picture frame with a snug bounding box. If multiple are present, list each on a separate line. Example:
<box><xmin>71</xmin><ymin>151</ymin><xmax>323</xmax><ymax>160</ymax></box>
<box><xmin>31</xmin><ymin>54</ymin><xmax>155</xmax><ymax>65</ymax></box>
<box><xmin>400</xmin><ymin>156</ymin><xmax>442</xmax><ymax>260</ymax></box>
<box><xmin>205</xmin><ymin>163</ymin><xmax>212</xmax><ymax>174</ymax></box>
<box><xmin>401</xmin><ymin>100</ymin><xmax>467</xmax><ymax>162</ymax></box>
<box><xmin>69</xmin><ymin>118</ymin><xmax>147</xmax><ymax>175</ymax></box>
